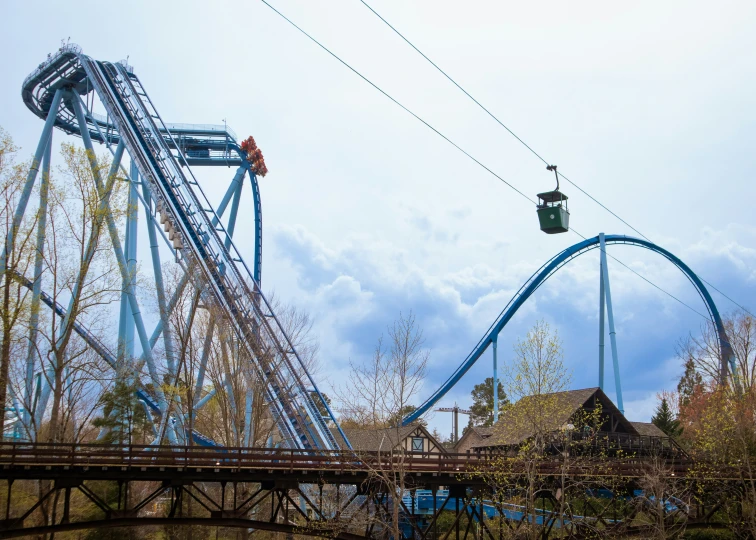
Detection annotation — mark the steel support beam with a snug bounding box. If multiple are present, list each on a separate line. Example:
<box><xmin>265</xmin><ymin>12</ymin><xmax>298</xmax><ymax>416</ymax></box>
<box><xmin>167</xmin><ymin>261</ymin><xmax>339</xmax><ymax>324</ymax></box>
<box><xmin>243</xmin><ymin>387</ymin><xmax>255</xmax><ymax>446</ymax></box>
<box><xmin>33</xmin><ymin>125</ymin><xmax>127</xmax><ymax>433</ymax></box>
<box><xmin>124</xmin><ymin>161</ymin><xmax>138</xmax><ymax>359</ymax></box>
<box><xmin>224</xmin><ymin>170</ymin><xmax>244</xmax><ymax>250</ymax></box>
<box><xmin>211</xmin><ymin>166</ymin><xmax>245</xmax><ymax>230</ymax></box>
<box><xmin>141</xmin><ymin>180</ymin><xmax>177</xmax><ymax>376</ymax></box>
<box><xmin>220</xmin><ymin>340</ymin><xmax>240</xmax><ymax>443</ymax></box>
<box><xmin>0</xmin><ymin>88</ymin><xmax>63</xmax><ymax>277</ymax></box>
<box><xmin>599</xmin><ymin>259</ymin><xmax>606</xmax><ymax>391</ymax></box>
<box><xmin>492</xmin><ymin>334</ymin><xmax>499</xmax><ymax>424</ymax></box>
<box><xmin>192</xmin><ymin>319</ymin><xmax>215</xmax><ymax>419</ymax></box>
<box><xmin>195</xmin><ymin>387</ymin><xmax>217</xmax><ymax>411</ymax></box>
<box><xmin>69</xmin><ymin>96</ymin><xmax>167</xmax><ymax>408</ymax></box>
<box><xmin>23</xmin><ymin>134</ymin><xmax>53</xmax><ymax>428</ymax></box>
<box><xmin>117</xmin><ymin>160</ymin><xmax>139</xmax><ymax>362</ymax></box>
<box><xmin>599</xmin><ymin>233</ymin><xmax>623</xmax><ymax>413</ymax></box>
<box><xmin>138</xmin><ymin>165</ymin><xmax>244</xmax><ymax>367</ymax></box>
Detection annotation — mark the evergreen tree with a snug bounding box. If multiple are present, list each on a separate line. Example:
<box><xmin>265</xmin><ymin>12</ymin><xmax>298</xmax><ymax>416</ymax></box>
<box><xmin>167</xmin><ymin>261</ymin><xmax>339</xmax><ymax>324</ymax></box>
<box><xmin>468</xmin><ymin>377</ymin><xmax>509</xmax><ymax>428</ymax></box>
<box><xmin>651</xmin><ymin>397</ymin><xmax>682</xmax><ymax>437</ymax></box>
<box><xmin>310</xmin><ymin>391</ymin><xmax>332</xmax><ymax>419</ymax></box>
<box><xmin>677</xmin><ymin>358</ymin><xmax>703</xmax><ymax>409</ymax></box>
<box><xmin>93</xmin><ymin>378</ymin><xmax>151</xmax><ymax>445</ymax></box>
<box><xmin>387</xmin><ymin>405</ymin><xmax>427</xmax><ymax>428</ymax></box>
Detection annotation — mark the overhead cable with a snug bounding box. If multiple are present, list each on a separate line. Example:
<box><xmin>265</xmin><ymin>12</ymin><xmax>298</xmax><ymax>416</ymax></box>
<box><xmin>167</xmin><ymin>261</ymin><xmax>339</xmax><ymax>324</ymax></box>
<box><xmin>358</xmin><ymin>0</ymin><xmax>753</xmax><ymax>318</ymax></box>
<box><xmin>358</xmin><ymin>0</ymin><xmax>648</xmax><ymax>240</ymax></box>
<box><xmin>259</xmin><ymin>0</ymin><xmax>534</xmax><ymax>206</ymax></box>
<box><xmin>259</xmin><ymin>0</ymin><xmax>738</xmax><ymax>323</ymax></box>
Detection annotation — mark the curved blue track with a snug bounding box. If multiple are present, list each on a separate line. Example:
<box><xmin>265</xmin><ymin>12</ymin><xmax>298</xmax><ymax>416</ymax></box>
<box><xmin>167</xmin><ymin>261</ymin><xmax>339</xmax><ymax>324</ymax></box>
<box><xmin>403</xmin><ymin>234</ymin><xmax>734</xmax><ymax>426</ymax></box>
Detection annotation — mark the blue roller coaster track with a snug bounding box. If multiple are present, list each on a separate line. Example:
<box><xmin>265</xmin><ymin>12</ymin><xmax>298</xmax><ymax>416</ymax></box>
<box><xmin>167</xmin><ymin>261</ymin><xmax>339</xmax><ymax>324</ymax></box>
<box><xmin>403</xmin><ymin>234</ymin><xmax>735</xmax><ymax>426</ymax></box>
<box><xmin>10</xmin><ymin>44</ymin><xmax>350</xmax><ymax>451</ymax></box>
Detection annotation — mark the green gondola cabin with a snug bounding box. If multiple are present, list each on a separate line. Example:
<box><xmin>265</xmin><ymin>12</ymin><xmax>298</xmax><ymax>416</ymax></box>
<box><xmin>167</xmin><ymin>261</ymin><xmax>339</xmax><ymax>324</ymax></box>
<box><xmin>537</xmin><ymin>190</ymin><xmax>569</xmax><ymax>234</ymax></box>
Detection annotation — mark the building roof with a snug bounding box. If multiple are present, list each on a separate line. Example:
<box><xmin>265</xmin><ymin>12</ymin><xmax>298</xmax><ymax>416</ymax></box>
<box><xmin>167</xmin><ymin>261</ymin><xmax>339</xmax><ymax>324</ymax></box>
<box><xmin>468</xmin><ymin>426</ymin><xmax>493</xmax><ymax>437</ymax></box>
<box><xmin>630</xmin><ymin>421</ymin><xmax>667</xmax><ymax>438</ymax></box>
<box><xmin>330</xmin><ymin>424</ymin><xmax>444</xmax><ymax>452</ymax></box>
<box><xmin>473</xmin><ymin>387</ymin><xmax>638</xmax><ymax>449</ymax></box>
<box><xmin>454</xmin><ymin>426</ymin><xmax>494</xmax><ymax>453</ymax></box>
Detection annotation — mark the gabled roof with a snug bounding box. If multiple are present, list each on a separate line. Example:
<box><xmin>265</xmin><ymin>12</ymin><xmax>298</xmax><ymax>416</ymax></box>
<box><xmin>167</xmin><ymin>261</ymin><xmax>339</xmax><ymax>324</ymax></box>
<box><xmin>473</xmin><ymin>387</ymin><xmax>638</xmax><ymax>449</ymax></box>
<box><xmin>330</xmin><ymin>424</ymin><xmax>445</xmax><ymax>452</ymax></box>
<box><xmin>468</xmin><ymin>426</ymin><xmax>493</xmax><ymax>437</ymax></box>
<box><xmin>630</xmin><ymin>421</ymin><xmax>667</xmax><ymax>438</ymax></box>
<box><xmin>454</xmin><ymin>425</ymin><xmax>494</xmax><ymax>452</ymax></box>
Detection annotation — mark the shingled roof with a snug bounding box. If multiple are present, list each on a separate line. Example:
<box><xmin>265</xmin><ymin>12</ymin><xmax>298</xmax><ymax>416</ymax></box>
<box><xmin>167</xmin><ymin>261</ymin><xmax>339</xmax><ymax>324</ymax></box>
<box><xmin>455</xmin><ymin>426</ymin><xmax>494</xmax><ymax>453</ymax></box>
<box><xmin>473</xmin><ymin>387</ymin><xmax>638</xmax><ymax>449</ymax></box>
<box><xmin>330</xmin><ymin>425</ymin><xmax>445</xmax><ymax>452</ymax></box>
<box><xmin>630</xmin><ymin>421</ymin><xmax>667</xmax><ymax>438</ymax></box>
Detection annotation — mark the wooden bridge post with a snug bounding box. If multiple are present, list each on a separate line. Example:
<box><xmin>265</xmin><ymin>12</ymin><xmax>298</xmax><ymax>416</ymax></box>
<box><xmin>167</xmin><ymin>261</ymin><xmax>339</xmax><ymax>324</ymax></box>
<box><xmin>62</xmin><ymin>486</ymin><xmax>71</xmax><ymax>524</ymax></box>
<box><xmin>4</xmin><ymin>479</ymin><xmax>12</xmax><ymax>521</ymax></box>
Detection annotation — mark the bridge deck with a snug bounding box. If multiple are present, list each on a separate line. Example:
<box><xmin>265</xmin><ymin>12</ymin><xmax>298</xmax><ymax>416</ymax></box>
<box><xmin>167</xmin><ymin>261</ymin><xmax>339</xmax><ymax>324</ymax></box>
<box><xmin>0</xmin><ymin>442</ymin><xmax>699</xmax><ymax>486</ymax></box>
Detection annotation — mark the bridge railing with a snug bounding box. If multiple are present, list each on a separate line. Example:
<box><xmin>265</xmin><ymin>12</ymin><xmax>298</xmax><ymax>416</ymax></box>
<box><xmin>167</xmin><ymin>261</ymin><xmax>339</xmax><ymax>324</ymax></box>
<box><xmin>0</xmin><ymin>442</ymin><xmax>699</xmax><ymax>478</ymax></box>
<box><xmin>0</xmin><ymin>442</ymin><xmax>476</xmax><ymax>472</ymax></box>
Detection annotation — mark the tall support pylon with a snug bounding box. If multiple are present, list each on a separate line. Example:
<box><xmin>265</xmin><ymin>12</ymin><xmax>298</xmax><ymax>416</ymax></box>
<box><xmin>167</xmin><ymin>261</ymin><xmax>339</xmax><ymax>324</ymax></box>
<box><xmin>0</xmin><ymin>88</ymin><xmax>64</xmax><ymax>278</ymax></box>
<box><xmin>117</xmin><ymin>161</ymin><xmax>139</xmax><ymax>363</ymax></box>
<box><xmin>492</xmin><ymin>334</ymin><xmax>499</xmax><ymax>424</ymax></box>
<box><xmin>23</xmin><ymin>132</ymin><xmax>53</xmax><ymax>431</ymax></box>
<box><xmin>599</xmin><ymin>233</ymin><xmax>623</xmax><ymax>413</ymax></box>
<box><xmin>599</xmin><ymin>259</ymin><xmax>606</xmax><ymax>390</ymax></box>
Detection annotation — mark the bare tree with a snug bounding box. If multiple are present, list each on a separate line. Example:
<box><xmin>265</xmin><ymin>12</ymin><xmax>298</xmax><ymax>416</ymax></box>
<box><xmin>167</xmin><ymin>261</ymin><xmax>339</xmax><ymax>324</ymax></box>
<box><xmin>678</xmin><ymin>310</ymin><xmax>756</xmax><ymax>390</ymax></box>
<box><xmin>35</xmin><ymin>144</ymin><xmax>125</xmax><ymax>443</ymax></box>
<box><xmin>0</xmin><ymin>127</ymin><xmax>38</xmax><ymax>438</ymax></box>
<box><xmin>334</xmin><ymin>311</ymin><xmax>430</xmax><ymax>539</ymax></box>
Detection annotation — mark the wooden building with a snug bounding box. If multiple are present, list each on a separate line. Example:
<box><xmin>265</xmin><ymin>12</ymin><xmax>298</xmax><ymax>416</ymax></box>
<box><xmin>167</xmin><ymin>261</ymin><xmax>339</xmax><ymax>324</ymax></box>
<box><xmin>331</xmin><ymin>425</ymin><xmax>448</xmax><ymax>454</ymax></box>
<box><xmin>470</xmin><ymin>387</ymin><xmax>684</xmax><ymax>458</ymax></box>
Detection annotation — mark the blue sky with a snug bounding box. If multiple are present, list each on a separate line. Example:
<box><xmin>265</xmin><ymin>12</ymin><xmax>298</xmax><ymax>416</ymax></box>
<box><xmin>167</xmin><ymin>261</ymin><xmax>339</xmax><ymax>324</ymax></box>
<box><xmin>2</xmin><ymin>0</ymin><xmax>755</xmax><ymax>438</ymax></box>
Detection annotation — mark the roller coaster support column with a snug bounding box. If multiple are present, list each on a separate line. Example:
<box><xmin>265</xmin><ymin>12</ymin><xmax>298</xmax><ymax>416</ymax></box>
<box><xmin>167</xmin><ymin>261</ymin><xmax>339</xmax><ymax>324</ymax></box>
<box><xmin>141</xmin><ymin>180</ymin><xmax>177</xmax><ymax>376</ymax></box>
<box><xmin>33</xmin><ymin>120</ymin><xmax>127</xmax><ymax>433</ymax></box>
<box><xmin>244</xmin><ymin>387</ymin><xmax>255</xmax><ymax>446</ymax></box>
<box><xmin>117</xmin><ymin>161</ymin><xmax>139</xmax><ymax>362</ymax></box>
<box><xmin>225</xmin><ymin>169</ymin><xmax>245</xmax><ymax>250</ymax></box>
<box><xmin>23</xmin><ymin>134</ymin><xmax>53</xmax><ymax>429</ymax></box>
<box><xmin>211</xmin><ymin>166</ymin><xmax>245</xmax><ymax>231</ymax></box>
<box><xmin>192</xmin><ymin>319</ymin><xmax>215</xmax><ymax>420</ymax></box>
<box><xmin>599</xmin><ymin>258</ymin><xmax>606</xmax><ymax>391</ymax></box>
<box><xmin>0</xmin><ymin>89</ymin><xmax>63</xmax><ymax>278</ymax></box>
<box><xmin>140</xmin><ymin>166</ymin><xmax>243</xmax><ymax>370</ymax></box>
<box><xmin>599</xmin><ymin>233</ymin><xmax>623</xmax><ymax>413</ymax></box>
<box><xmin>492</xmin><ymin>334</ymin><xmax>499</xmax><ymax>423</ymax></box>
<box><xmin>69</xmin><ymin>96</ymin><xmax>169</xmax><ymax>417</ymax></box>
<box><xmin>220</xmin><ymin>340</ymin><xmax>240</xmax><ymax>443</ymax></box>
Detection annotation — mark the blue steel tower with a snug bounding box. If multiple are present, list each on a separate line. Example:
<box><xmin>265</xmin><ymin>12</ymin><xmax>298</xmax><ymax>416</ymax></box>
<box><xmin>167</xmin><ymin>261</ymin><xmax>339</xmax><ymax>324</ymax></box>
<box><xmin>6</xmin><ymin>45</ymin><xmax>349</xmax><ymax>451</ymax></box>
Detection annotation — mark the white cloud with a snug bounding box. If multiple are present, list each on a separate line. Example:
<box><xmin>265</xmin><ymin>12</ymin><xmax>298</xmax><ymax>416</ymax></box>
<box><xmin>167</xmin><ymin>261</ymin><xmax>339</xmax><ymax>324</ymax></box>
<box><xmin>268</xmin><ymin>220</ymin><xmax>755</xmax><ymax>434</ymax></box>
